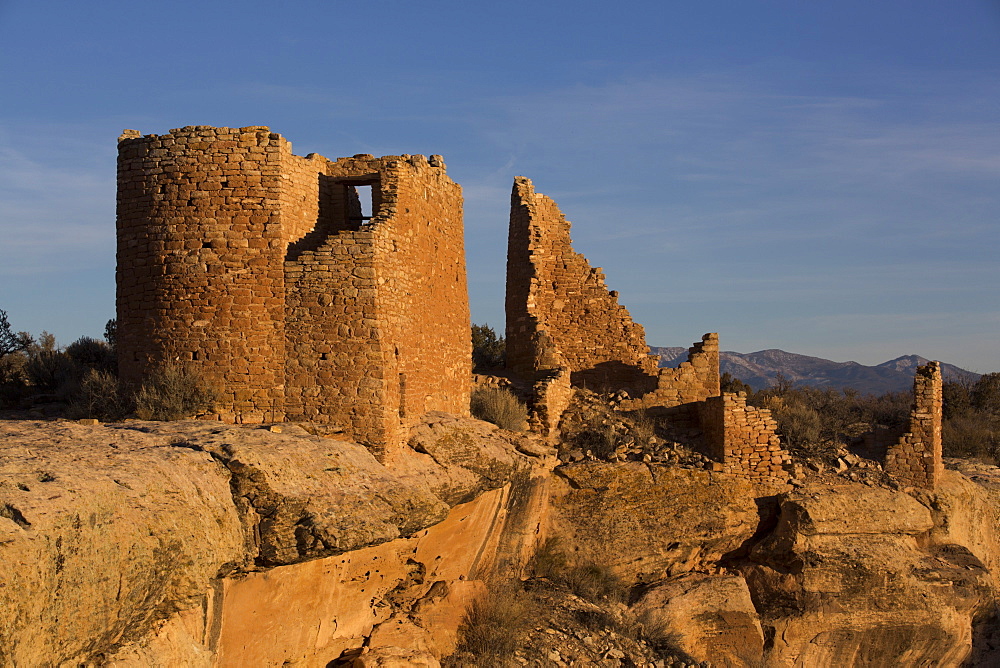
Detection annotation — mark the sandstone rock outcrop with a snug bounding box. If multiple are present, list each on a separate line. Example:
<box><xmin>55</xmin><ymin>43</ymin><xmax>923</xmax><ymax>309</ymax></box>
<box><xmin>546</xmin><ymin>461</ymin><xmax>781</xmax><ymax>583</ymax></box>
<box><xmin>0</xmin><ymin>416</ymin><xmax>548</xmax><ymax>666</ymax></box>
<box><xmin>742</xmin><ymin>480</ymin><xmax>996</xmax><ymax>667</ymax></box>
<box><xmin>633</xmin><ymin>573</ymin><xmax>764</xmax><ymax>668</ymax></box>
<box><xmin>5</xmin><ymin>417</ymin><xmax>1000</xmax><ymax>666</ymax></box>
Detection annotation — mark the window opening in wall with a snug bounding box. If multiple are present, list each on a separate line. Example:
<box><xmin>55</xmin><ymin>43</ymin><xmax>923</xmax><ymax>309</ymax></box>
<box><xmin>355</xmin><ymin>185</ymin><xmax>373</xmax><ymax>221</ymax></box>
<box><xmin>343</xmin><ymin>179</ymin><xmax>379</xmax><ymax>229</ymax></box>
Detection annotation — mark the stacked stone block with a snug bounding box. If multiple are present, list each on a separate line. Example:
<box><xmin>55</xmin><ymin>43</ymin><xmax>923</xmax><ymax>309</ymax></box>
<box><xmin>117</xmin><ymin>127</ymin><xmax>470</xmax><ymax>454</ymax></box>
<box><xmin>117</xmin><ymin>126</ymin><xmax>290</xmax><ymax>422</ymax></box>
<box><xmin>505</xmin><ymin>177</ymin><xmax>659</xmax><ymax>392</ymax></box>
<box><xmin>527</xmin><ymin>368</ymin><xmax>574</xmax><ymax>442</ymax></box>
<box><xmin>885</xmin><ymin>362</ymin><xmax>943</xmax><ymax>490</ymax></box>
<box><xmin>618</xmin><ymin>334</ymin><xmax>721</xmax><ymax>412</ymax></box>
<box><xmin>702</xmin><ymin>392</ymin><xmax>791</xmax><ymax>482</ymax></box>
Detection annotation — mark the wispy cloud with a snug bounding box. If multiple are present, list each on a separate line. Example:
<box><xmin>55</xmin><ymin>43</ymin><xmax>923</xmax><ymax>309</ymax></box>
<box><xmin>0</xmin><ymin>136</ymin><xmax>115</xmax><ymax>277</ymax></box>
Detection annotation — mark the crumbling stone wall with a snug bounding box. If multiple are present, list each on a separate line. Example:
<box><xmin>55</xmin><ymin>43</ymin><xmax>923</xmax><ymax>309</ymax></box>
<box><xmin>500</xmin><ymin>177</ymin><xmax>790</xmax><ymax>482</ymax></box>
<box><xmin>527</xmin><ymin>368</ymin><xmax>573</xmax><ymax>442</ymax></box>
<box><xmin>701</xmin><ymin>392</ymin><xmax>791</xmax><ymax>482</ymax></box>
<box><xmin>505</xmin><ymin>177</ymin><xmax>659</xmax><ymax>392</ymax></box>
<box><xmin>885</xmin><ymin>361</ymin><xmax>943</xmax><ymax>489</ymax></box>
<box><xmin>618</xmin><ymin>334</ymin><xmax>721</xmax><ymax>412</ymax></box>
<box><xmin>117</xmin><ymin>127</ymin><xmax>470</xmax><ymax>453</ymax></box>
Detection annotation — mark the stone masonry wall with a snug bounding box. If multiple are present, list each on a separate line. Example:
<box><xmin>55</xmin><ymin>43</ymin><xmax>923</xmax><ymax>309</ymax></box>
<box><xmin>505</xmin><ymin>177</ymin><xmax>659</xmax><ymax>392</ymax></box>
<box><xmin>118</xmin><ymin>127</ymin><xmax>469</xmax><ymax>452</ymax></box>
<box><xmin>527</xmin><ymin>368</ymin><xmax>574</xmax><ymax>442</ymax></box>
<box><xmin>618</xmin><ymin>334</ymin><xmax>721</xmax><ymax>412</ymax></box>
<box><xmin>885</xmin><ymin>361</ymin><xmax>943</xmax><ymax>490</ymax></box>
<box><xmin>283</xmin><ymin>154</ymin><xmax>400</xmax><ymax>451</ymax></box>
<box><xmin>117</xmin><ymin>126</ymin><xmax>288</xmax><ymax>422</ymax></box>
<box><xmin>368</xmin><ymin>154</ymin><xmax>470</xmax><ymax>435</ymax></box>
<box><xmin>701</xmin><ymin>392</ymin><xmax>791</xmax><ymax>482</ymax></box>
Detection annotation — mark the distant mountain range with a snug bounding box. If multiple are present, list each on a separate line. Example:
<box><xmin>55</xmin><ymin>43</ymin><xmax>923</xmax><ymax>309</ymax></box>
<box><xmin>649</xmin><ymin>347</ymin><xmax>982</xmax><ymax>395</ymax></box>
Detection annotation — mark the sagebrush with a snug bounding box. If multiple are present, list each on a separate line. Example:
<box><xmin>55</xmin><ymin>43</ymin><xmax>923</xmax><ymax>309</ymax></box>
<box><xmin>453</xmin><ymin>581</ymin><xmax>536</xmax><ymax>666</ymax></box>
<box><xmin>70</xmin><ymin>369</ymin><xmax>132</xmax><ymax>421</ymax></box>
<box><xmin>134</xmin><ymin>364</ymin><xmax>219</xmax><ymax>420</ymax></box>
<box><xmin>470</xmin><ymin>387</ymin><xmax>527</xmax><ymax>431</ymax></box>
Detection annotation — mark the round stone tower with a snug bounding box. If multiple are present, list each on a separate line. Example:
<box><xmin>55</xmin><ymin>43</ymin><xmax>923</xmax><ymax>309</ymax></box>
<box><xmin>116</xmin><ymin>126</ymin><xmax>289</xmax><ymax>421</ymax></box>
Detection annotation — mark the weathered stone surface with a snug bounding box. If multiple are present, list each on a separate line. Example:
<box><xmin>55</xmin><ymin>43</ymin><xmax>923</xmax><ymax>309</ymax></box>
<box><xmin>767</xmin><ymin>483</ymin><xmax>933</xmax><ymax>538</ymax></box>
<box><xmin>547</xmin><ymin>461</ymin><xmax>768</xmax><ymax>583</ymax></box>
<box><xmin>211</xmin><ymin>487</ymin><xmax>513</xmax><ymax>665</ymax></box>
<box><xmin>398</xmin><ymin>411</ymin><xmax>540</xmax><ymax>506</ymax></box>
<box><xmin>186</xmin><ymin>426</ymin><xmax>451</xmax><ymax>565</ymax></box>
<box><xmin>0</xmin><ymin>420</ymin><xmax>244</xmax><ymax>666</ymax></box>
<box><xmin>0</xmin><ymin>416</ymin><xmax>542</xmax><ymax>666</ymax></box>
<box><xmin>633</xmin><ymin>573</ymin><xmax>764</xmax><ymax>668</ymax></box>
<box><xmin>743</xmin><ymin>481</ymin><xmax>994</xmax><ymax>667</ymax></box>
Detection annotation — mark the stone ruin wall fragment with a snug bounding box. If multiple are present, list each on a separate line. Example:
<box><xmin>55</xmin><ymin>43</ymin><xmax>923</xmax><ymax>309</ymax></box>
<box><xmin>117</xmin><ymin>127</ymin><xmax>470</xmax><ymax>454</ymax></box>
<box><xmin>885</xmin><ymin>361</ymin><xmax>944</xmax><ymax>489</ymax></box>
<box><xmin>502</xmin><ymin>177</ymin><xmax>790</xmax><ymax>480</ymax></box>
<box><xmin>701</xmin><ymin>392</ymin><xmax>792</xmax><ymax>482</ymax></box>
<box><xmin>504</xmin><ymin>176</ymin><xmax>659</xmax><ymax>392</ymax></box>
<box><xmin>618</xmin><ymin>333</ymin><xmax>722</xmax><ymax>412</ymax></box>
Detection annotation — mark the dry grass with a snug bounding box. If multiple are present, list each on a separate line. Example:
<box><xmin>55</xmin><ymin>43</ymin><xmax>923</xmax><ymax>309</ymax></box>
<box><xmin>452</xmin><ymin>581</ymin><xmax>537</xmax><ymax>666</ymax></box>
<box><xmin>532</xmin><ymin>537</ymin><xmax>629</xmax><ymax>604</ymax></box>
<box><xmin>134</xmin><ymin>363</ymin><xmax>219</xmax><ymax>420</ymax></box>
<box><xmin>70</xmin><ymin>369</ymin><xmax>132</xmax><ymax>421</ymax></box>
<box><xmin>470</xmin><ymin>387</ymin><xmax>527</xmax><ymax>431</ymax></box>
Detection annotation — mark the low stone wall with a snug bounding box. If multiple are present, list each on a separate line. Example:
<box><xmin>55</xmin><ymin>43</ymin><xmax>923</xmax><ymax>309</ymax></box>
<box><xmin>619</xmin><ymin>334</ymin><xmax>721</xmax><ymax>411</ymax></box>
<box><xmin>527</xmin><ymin>367</ymin><xmax>574</xmax><ymax>442</ymax></box>
<box><xmin>885</xmin><ymin>361</ymin><xmax>943</xmax><ymax>490</ymax></box>
<box><xmin>701</xmin><ymin>392</ymin><xmax>791</xmax><ymax>483</ymax></box>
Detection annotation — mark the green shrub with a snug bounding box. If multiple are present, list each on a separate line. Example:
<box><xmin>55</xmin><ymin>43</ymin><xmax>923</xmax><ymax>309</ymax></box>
<box><xmin>720</xmin><ymin>371</ymin><xmax>753</xmax><ymax>395</ymax></box>
<box><xmin>23</xmin><ymin>350</ymin><xmax>79</xmax><ymax>397</ymax></box>
<box><xmin>104</xmin><ymin>318</ymin><xmax>117</xmax><ymax>349</ymax></box>
<box><xmin>772</xmin><ymin>401</ymin><xmax>823</xmax><ymax>451</ymax></box>
<box><xmin>134</xmin><ymin>364</ymin><xmax>219</xmax><ymax>420</ymax></box>
<box><xmin>454</xmin><ymin>581</ymin><xmax>536</xmax><ymax>666</ymax></box>
<box><xmin>0</xmin><ymin>309</ymin><xmax>31</xmax><ymax>358</ymax></box>
<box><xmin>972</xmin><ymin>373</ymin><xmax>1000</xmax><ymax>416</ymax></box>
<box><xmin>470</xmin><ymin>387</ymin><xmax>526</xmax><ymax>431</ymax></box>
<box><xmin>472</xmin><ymin>323</ymin><xmax>506</xmax><ymax>372</ymax></box>
<box><xmin>65</xmin><ymin>336</ymin><xmax>116</xmax><ymax>374</ymax></box>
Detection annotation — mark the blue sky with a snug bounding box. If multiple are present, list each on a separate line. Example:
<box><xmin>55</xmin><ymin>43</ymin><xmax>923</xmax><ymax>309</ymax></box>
<box><xmin>0</xmin><ymin>0</ymin><xmax>997</xmax><ymax>372</ymax></box>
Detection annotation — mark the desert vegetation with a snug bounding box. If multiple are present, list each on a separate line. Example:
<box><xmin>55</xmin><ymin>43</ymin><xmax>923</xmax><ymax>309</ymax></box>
<box><xmin>450</xmin><ymin>537</ymin><xmax>689</xmax><ymax>667</ymax></box>
<box><xmin>0</xmin><ymin>310</ymin><xmax>217</xmax><ymax>421</ymax></box>
<box><xmin>940</xmin><ymin>373</ymin><xmax>1000</xmax><ymax>461</ymax></box>
<box><xmin>450</xmin><ymin>580</ymin><xmax>537</xmax><ymax>666</ymax></box>
<box><xmin>471</xmin><ymin>323</ymin><xmax>505</xmax><ymax>373</ymax></box>
<box><xmin>470</xmin><ymin>387</ymin><xmax>527</xmax><ymax>431</ymax></box>
<box><xmin>723</xmin><ymin>371</ymin><xmax>1000</xmax><ymax>464</ymax></box>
